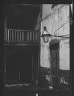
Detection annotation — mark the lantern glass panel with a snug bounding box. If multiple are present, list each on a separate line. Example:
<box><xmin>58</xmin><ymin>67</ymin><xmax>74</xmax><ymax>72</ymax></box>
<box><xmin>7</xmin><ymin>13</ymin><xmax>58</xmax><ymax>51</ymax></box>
<box><xmin>43</xmin><ymin>35</ymin><xmax>49</xmax><ymax>43</ymax></box>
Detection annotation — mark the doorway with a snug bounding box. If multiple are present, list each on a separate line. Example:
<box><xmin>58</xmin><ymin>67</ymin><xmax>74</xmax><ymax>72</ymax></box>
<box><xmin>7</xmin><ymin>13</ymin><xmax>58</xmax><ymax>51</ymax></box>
<box><xmin>50</xmin><ymin>42</ymin><xmax>59</xmax><ymax>89</ymax></box>
<box><xmin>6</xmin><ymin>52</ymin><xmax>33</xmax><ymax>84</ymax></box>
<box><xmin>5</xmin><ymin>45</ymin><xmax>39</xmax><ymax>85</ymax></box>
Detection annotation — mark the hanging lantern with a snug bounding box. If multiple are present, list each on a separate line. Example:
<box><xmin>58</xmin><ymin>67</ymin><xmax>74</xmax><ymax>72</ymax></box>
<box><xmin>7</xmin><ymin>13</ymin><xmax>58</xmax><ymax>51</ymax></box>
<box><xmin>41</xmin><ymin>26</ymin><xmax>52</xmax><ymax>43</ymax></box>
<box><xmin>41</xmin><ymin>26</ymin><xmax>69</xmax><ymax>43</ymax></box>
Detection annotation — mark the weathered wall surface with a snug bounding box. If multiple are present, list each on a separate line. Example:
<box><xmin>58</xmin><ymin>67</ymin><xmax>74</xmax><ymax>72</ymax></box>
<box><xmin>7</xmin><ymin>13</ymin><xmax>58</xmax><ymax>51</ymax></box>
<box><xmin>40</xmin><ymin>43</ymin><xmax>50</xmax><ymax>68</ymax></box>
<box><xmin>58</xmin><ymin>5</ymin><xmax>70</xmax><ymax>70</ymax></box>
<box><xmin>40</xmin><ymin>4</ymin><xmax>70</xmax><ymax>70</ymax></box>
<box><xmin>59</xmin><ymin>39</ymin><xmax>70</xmax><ymax>70</ymax></box>
<box><xmin>58</xmin><ymin>5</ymin><xmax>69</xmax><ymax>36</ymax></box>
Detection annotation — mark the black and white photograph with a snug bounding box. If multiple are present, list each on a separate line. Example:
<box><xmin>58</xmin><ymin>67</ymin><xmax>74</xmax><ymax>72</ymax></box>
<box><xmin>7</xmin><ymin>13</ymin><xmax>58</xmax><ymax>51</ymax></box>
<box><xmin>0</xmin><ymin>3</ymin><xmax>73</xmax><ymax>96</ymax></box>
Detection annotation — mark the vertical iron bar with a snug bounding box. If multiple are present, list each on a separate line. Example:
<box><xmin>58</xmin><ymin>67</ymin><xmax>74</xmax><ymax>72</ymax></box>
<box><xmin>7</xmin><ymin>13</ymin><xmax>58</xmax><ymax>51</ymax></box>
<box><xmin>15</xmin><ymin>30</ymin><xmax>16</xmax><ymax>42</ymax></box>
<box><xmin>29</xmin><ymin>31</ymin><xmax>30</xmax><ymax>41</ymax></box>
<box><xmin>24</xmin><ymin>31</ymin><xmax>25</xmax><ymax>41</ymax></box>
<box><xmin>27</xmin><ymin>32</ymin><xmax>29</xmax><ymax>41</ymax></box>
<box><xmin>17</xmin><ymin>31</ymin><xmax>18</xmax><ymax>42</ymax></box>
<box><xmin>22</xmin><ymin>31</ymin><xmax>24</xmax><ymax>41</ymax></box>
<box><xmin>23</xmin><ymin>31</ymin><xmax>25</xmax><ymax>41</ymax></box>
<box><xmin>10</xmin><ymin>30</ymin><xmax>11</xmax><ymax>42</ymax></box>
<box><xmin>16</xmin><ymin>30</ymin><xmax>17</xmax><ymax>42</ymax></box>
<box><xmin>12</xmin><ymin>30</ymin><xmax>13</xmax><ymax>41</ymax></box>
<box><xmin>21</xmin><ymin>31</ymin><xmax>22</xmax><ymax>42</ymax></box>
<box><xmin>30</xmin><ymin>32</ymin><xmax>31</xmax><ymax>41</ymax></box>
<box><xmin>11</xmin><ymin>30</ymin><xmax>12</xmax><ymax>41</ymax></box>
<box><xmin>14</xmin><ymin>30</ymin><xmax>15</xmax><ymax>41</ymax></box>
<box><xmin>20</xmin><ymin>31</ymin><xmax>21</xmax><ymax>42</ymax></box>
<box><xmin>33</xmin><ymin>31</ymin><xmax>34</xmax><ymax>41</ymax></box>
<box><xmin>6</xmin><ymin>30</ymin><xmax>7</xmax><ymax>41</ymax></box>
<box><xmin>8</xmin><ymin>30</ymin><xmax>9</xmax><ymax>42</ymax></box>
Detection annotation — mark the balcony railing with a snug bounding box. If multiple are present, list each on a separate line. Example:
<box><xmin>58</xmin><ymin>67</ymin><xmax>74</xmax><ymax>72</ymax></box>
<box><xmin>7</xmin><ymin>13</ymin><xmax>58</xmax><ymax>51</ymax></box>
<box><xmin>4</xmin><ymin>29</ymin><xmax>40</xmax><ymax>43</ymax></box>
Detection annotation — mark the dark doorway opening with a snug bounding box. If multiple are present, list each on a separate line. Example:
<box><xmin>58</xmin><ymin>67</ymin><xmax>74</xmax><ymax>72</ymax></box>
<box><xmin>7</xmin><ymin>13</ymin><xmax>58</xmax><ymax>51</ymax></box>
<box><xmin>50</xmin><ymin>42</ymin><xmax>59</xmax><ymax>89</ymax></box>
<box><xmin>6</xmin><ymin>52</ymin><xmax>33</xmax><ymax>84</ymax></box>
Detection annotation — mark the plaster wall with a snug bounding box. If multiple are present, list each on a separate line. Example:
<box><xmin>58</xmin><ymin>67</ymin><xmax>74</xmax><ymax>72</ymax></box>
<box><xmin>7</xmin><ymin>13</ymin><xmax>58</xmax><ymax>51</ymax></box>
<box><xmin>40</xmin><ymin>43</ymin><xmax>50</xmax><ymax>68</ymax></box>
<box><xmin>42</xmin><ymin>4</ymin><xmax>52</xmax><ymax>19</ymax></box>
<box><xmin>40</xmin><ymin>4</ymin><xmax>70</xmax><ymax>70</ymax></box>
<box><xmin>59</xmin><ymin>39</ymin><xmax>70</xmax><ymax>70</ymax></box>
<box><xmin>58</xmin><ymin>5</ymin><xmax>69</xmax><ymax>36</ymax></box>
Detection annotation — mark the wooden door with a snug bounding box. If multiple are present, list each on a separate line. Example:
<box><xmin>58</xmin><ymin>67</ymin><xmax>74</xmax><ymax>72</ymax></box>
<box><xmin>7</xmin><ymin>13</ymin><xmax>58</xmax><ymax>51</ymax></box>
<box><xmin>50</xmin><ymin>43</ymin><xmax>59</xmax><ymax>89</ymax></box>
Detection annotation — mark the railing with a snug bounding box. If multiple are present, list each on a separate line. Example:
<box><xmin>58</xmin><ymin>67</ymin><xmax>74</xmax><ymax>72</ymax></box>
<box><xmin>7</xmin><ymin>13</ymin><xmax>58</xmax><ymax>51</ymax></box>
<box><xmin>4</xmin><ymin>29</ymin><xmax>40</xmax><ymax>42</ymax></box>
